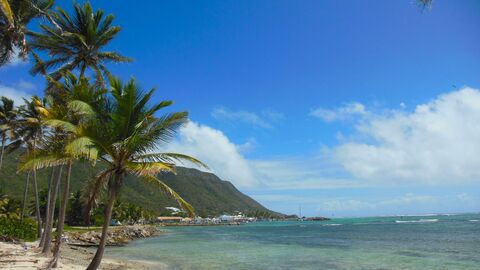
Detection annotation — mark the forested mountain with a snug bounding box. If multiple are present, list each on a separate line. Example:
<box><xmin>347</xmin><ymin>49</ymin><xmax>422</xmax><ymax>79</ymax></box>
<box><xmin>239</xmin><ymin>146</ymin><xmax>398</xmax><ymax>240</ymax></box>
<box><xmin>0</xmin><ymin>150</ymin><xmax>280</xmax><ymax>217</ymax></box>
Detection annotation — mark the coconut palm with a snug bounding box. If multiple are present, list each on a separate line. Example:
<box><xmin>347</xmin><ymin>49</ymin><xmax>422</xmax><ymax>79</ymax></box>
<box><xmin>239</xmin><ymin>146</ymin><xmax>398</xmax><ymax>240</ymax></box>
<box><xmin>21</xmin><ymin>73</ymin><xmax>104</xmax><ymax>261</ymax></box>
<box><xmin>10</xmin><ymin>96</ymin><xmax>46</xmax><ymax>237</ymax></box>
<box><xmin>28</xmin><ymin>2</ymin><xmax>131</xmax><ymax>83</ymax></box>
<box><xmin>0</xmin><ymin>96</ymin><xmax>17</xmax><ymax>168</ymax></box>
<box><xmin>56</xmin><ymin>76</ymin><xmax>206</xmax><ymax>270</ymax></box>
<box><xmin>0</xmin><ymin>0</ymin><xmax>53</xmax><ymax>65</ymax></box>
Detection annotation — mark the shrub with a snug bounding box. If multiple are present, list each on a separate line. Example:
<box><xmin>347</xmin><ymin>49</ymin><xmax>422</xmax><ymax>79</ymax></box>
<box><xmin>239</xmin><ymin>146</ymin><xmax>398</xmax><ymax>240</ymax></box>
<box><xmin>0</xmin><ymin>217</ymin><xmax>37</xmax><ymax>241</ymax></box>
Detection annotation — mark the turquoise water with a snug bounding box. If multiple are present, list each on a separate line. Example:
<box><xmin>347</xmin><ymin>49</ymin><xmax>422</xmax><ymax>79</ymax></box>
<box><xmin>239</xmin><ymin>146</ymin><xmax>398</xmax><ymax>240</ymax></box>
<box><xmin>106</xmin><ymin>214</ymin><xmax>480</xmax><ymax>269</ymax></box>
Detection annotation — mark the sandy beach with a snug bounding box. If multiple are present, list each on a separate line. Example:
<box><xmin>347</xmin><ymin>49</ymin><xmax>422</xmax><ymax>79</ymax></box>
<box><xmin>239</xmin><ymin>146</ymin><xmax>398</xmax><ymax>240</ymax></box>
<box><xmin>0</xmin><ymin>241</ymin><xmax>166</xmax><ymax>270</ymax></box>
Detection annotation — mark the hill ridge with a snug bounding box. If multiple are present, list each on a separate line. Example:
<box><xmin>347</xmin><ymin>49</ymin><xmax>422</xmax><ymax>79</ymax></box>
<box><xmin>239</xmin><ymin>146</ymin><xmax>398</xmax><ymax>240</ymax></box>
<box><xmin>0</xmin><ymin>150</ymin><xmax>280</xmax><ymax>217</ymax></box>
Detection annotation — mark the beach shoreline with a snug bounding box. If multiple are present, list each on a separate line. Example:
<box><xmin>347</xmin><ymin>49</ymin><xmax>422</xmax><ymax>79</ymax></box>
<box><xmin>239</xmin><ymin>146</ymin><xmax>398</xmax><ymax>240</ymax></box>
<box><xmin>0</xmin><ymin>225</ymin><xmax>166</xmax><ymax>269</ymax></box>
<box><xmin>0</xmin><ymin>240</ymin><xmax>166</xmax><ymax>269</ymax></box>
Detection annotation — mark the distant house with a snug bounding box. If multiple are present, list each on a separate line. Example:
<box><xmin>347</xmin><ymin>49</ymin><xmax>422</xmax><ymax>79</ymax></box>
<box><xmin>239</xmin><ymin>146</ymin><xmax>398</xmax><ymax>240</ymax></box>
<box><xmin>157</xmin><ymin>216</ymin><xmax>183</xmax><ymax>224</ymax></box>
<box><xmin>219</xmin><ymin>215</ymin><xmax>234</xmax><ymax>223</ymax></box>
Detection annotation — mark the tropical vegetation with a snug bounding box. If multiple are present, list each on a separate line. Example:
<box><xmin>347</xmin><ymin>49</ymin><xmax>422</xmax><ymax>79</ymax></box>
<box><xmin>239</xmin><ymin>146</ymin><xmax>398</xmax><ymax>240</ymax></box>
<box><xmin>0</xmin><ymin>1</ymin><xmax>205</xmax><ymax>269</ymax></box>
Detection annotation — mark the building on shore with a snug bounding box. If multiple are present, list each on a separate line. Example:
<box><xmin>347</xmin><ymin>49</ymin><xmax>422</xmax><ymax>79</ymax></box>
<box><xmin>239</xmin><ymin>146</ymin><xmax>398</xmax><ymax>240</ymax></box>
<box><xmin>157</xmin><ymin>216</ymin><xmax>183</xmax><ymax>224</ymax></box>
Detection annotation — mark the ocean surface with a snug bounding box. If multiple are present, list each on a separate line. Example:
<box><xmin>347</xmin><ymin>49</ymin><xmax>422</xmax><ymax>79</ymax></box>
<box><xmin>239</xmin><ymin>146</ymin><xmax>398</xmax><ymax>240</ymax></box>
<box><xmin>106</xmin><ymin>213</ymin><xmax>480</xmax><ymax>269</ymax></box>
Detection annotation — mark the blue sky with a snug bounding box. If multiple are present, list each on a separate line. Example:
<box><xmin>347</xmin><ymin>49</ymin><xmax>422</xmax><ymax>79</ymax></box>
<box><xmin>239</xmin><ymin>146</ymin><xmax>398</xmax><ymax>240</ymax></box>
<box><xmin>1</xmin><ymin>0</ymin><xmax>480</xmax><ymax>217</ymax></box>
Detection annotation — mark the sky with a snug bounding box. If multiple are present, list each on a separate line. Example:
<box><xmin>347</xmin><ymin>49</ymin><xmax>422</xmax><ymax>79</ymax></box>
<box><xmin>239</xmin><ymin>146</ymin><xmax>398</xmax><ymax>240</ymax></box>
<box><xmin>1</xmin><ymin>0</ymin><xmax>480</xmax><ymax>217</ymax></box>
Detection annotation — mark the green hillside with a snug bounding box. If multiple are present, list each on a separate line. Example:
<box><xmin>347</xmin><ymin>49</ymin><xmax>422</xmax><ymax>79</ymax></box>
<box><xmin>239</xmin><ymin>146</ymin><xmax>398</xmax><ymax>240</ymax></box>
<box><xmin>0</xmin><ymin>150</ymin><xmax>279</xmax><ymax>217</ymax></box>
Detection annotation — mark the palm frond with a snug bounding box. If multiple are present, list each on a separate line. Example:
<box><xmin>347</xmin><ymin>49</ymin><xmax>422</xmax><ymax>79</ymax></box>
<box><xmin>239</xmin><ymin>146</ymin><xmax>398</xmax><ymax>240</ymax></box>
<box><xmin>141</xmin><ymin>175</ymin><xmax>195</xmax><ymax>217</ymax></box>
<box><xmin>68</xmin><ymin>100</ymin><xmax>95</xmax><ymax>117</ymax></box>
<box><xmin>18</xmin><ymin>154</ymin><xmax>69</xmax><ymax>172</ymax></box>
<box><xmin>44</xmin><ymin>119</ymin><xmax>76</xmax><ymax>132</ymax></box>
<box><xmin>0</xmin><ymin>0</ymin><xmax>14</xmax><ymax>26</ymax></box>
<box><xmin>135</xmin><ymin>152</ymin><xmax>208</xmax><ymax>169</ymax></box>
<box><xmin>65</xmin><ymin>136</ymin><xmax>98</xmax><ymax>161</ymax></box>
<box><xmin>126</xmin><ymin>161</ymin><xmax>175</xmax><ymax>177</ymax></box>
<box><xmin>83</xmin><ymin>169</ymin><xmax>113</xmax><ymax>221</ymax></box>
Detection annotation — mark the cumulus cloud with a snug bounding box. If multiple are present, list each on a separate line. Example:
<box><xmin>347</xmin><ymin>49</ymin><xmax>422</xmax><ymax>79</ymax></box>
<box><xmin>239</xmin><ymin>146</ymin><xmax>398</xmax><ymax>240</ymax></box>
<box><xmin>334</xmin><ymin>88</ymin><xmax>480</xmax><ymax>185</ymax></box>
<box><xmin>163</xmin><ymin>121</ymin><xmax>358</xmax><ymax>190</ymax></box>
<box><xmin>164</xmin><ymin>121</ymin><xmax>260</xmax><ymax>188</ymax></box>
<box><xmin>0</xmin><ymin>84</ymin><xmax>31</xmax><ymax>105</ymax></box>
<box><xmin>211</xmin><ymin>107</ymin><xmax>283</xmax><ymax>128</ymax></box>
<box><xmin>310</xmin><ymin>102</ymin><xmax>366</xmax><ymax>122</ymax></box>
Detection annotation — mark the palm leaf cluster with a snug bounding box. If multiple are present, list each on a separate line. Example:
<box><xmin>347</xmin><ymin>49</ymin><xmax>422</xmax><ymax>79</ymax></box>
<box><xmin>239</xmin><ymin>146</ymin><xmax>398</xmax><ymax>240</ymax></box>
<box><xmin>28</xmin><ymin>2</ymin><xmax>131</xmax><ymax>82</ymax></box>
<box><xmin>0</xmin><ymin>0</ymin><xmax>53</xmax><ymax>65</ymax></box>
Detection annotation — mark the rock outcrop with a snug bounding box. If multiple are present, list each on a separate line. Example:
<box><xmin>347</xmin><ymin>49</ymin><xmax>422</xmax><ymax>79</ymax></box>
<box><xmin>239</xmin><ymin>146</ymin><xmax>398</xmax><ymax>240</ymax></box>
<box><xmin>65</xmin><ymin>225</ymin><xmax>158</xmax><ymax>247</ymax></box>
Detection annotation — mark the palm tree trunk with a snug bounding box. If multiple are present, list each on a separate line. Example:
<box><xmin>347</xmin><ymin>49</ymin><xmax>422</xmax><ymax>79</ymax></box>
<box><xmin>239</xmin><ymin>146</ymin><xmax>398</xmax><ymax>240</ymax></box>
<box><xmin>32</xmin><ymin>169</ymin><xmax>42</xmax><ymax>238</ymax></box>
<box><xmin>0</xmin><ymin>135</ymin><xmax>5</xmax><ymax>169</ymax></box>
<box><xmin>20</xmin><ymin>171</ymin><xmax>31</xmax><ymax>222</ymax></box>
<box><xmin>49</xmin><ymin>162</ymin><xmax>72</xmax><ymax>268</ymax></box>
<box><xmin>39</xmin><ymin>167</ymin><xmax>56</xmax><ymax>248</ymax></box>
<box><xmin>86</xmin><ymin>186</ymin><xmax>118</xmax><ymax>270</ymax></box>
<box><xmin>41</xmin><ymin>165</ymin><xmax>63</xmax><ymax>255</ymax></box>
<box><xmin>31</xmin><ymin>138</ymin><xmax>42</xmax><ymax>238</ymax></box>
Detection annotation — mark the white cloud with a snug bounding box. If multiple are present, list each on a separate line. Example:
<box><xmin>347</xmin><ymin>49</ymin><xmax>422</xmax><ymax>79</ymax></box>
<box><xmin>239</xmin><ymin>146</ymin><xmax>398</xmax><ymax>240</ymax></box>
<box><xmin>310</xmin><ymin>102</ymin><xmax>366</xmax><ymax>122</ymax></box>
<box><xmin>0</xmin><ymin>84</ymin><xmax>31</xmax><ymax>105</ymax></box>
<box><xmin>164</xmin><ymin>121</ymin><xmax>260</xmax><ymax>188</ymax></box>
<box><xmin>162</xmin><ymin>88</ymin><xmax>480</xmax><ymax>210</ymax></box>
<box><xmin>164</xmin><ymin>122</ymin><xmax>359</xmax><ymax>191</ymax></box>
<box><xmin>211</xmin><ymin>107</ymin><xmax>283</xmax><ymax>128</ymax></box>
<box><xmin>334</xmin><ymin>88</ymin><xmax>480</xmax><ymax>185</ymax></box>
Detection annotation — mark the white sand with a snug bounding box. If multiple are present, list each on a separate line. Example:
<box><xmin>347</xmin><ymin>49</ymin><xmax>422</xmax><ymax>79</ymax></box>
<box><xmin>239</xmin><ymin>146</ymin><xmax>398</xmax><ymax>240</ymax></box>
<box><xmin>0</xmin><ymin>241</ymin><xmax>163</xmax><ymax>269</ymax></box>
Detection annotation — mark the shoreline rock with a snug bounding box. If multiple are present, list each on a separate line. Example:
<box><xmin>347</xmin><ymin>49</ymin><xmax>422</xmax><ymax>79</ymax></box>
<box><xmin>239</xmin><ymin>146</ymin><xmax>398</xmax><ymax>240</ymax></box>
<box><xmin>65</xmin><ymin>225</ymin><xmax>159</xmax><ymax>247</ymax></box>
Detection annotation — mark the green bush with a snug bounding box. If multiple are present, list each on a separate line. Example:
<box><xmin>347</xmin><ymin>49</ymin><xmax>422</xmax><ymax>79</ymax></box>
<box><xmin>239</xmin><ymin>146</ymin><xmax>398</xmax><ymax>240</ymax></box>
<box><xmin>0</xmin><ymin>217</ymin><xmax>37</xmax><ymax>241</ymax></box>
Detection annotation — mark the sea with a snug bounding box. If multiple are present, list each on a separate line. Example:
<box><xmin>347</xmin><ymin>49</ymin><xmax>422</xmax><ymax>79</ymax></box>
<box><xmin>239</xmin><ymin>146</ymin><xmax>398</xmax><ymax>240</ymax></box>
<box><xmin>106</xmin><ymin>213</ymin><xmax>480</xmax><ymax>269</ymax></box>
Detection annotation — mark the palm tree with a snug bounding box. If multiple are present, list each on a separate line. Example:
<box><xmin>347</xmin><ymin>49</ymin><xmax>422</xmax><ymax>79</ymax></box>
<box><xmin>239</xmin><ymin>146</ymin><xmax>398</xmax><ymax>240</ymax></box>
<box><xmin>20</xmin><ymin>73</ymin><xmax>104</xmax><ymax>260</ymax></box>
<box><xmin>0</xmin><ymin>0</ymin><xmax>53</xmax><ymax>65</ymax></box>
<box><xmin>28</xmin><ymin>2</ymin><xmax>131</xmax><ymax>83</ymax></box>
<box><xmin>0</xmin><ymin>96</ymin><xmax>16</xmax><ymax>168</ymax></box>
<box><xmin>47</xmin><ymin>74</ymin><xmax>105</xmax><ymax>265</ymax></box>
<box><xmin>59</xmin><ymin>76</ymin><xmax>206</xmax><ymax>270</ymax></box>
<box><xmin>11</xmin><ymin>96</ymin><xmax>46</xmax><ymax>237</ymax></box>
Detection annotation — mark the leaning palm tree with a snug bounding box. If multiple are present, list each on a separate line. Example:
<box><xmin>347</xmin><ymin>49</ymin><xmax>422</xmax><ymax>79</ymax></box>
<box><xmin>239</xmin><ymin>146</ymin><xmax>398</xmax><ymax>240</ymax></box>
<box><xmin>82</xmin><ymin>77</ymin><xmax>205</xmax><ymax>270</ymax></box>
<box><xmin>23</xmin><ymin>76</ymin><xmax>205</xmax><ymax>269</ymax></box>
<box><xmin>0</xmin><ymin>0</ymin><xmax>53</xmax><ymax>65</ymax></box>
<box><xmin>20</xmin><ymin>73</ymin><xmax>104</xmax><ymax>260</ymax></box>
<box><xmin>44</xmin><ymin>74</ymin><xmax>104</xmax><ymax>265</ymax></box>
<box><xmin>10</xmin><ymin>96</ymin><xmax>46</xmax><ymax>237</ymax></box>
<box><xmin>28</xmin><ymin>2</ymin><xmax>131</xmax><ymax>83</ymax></box>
